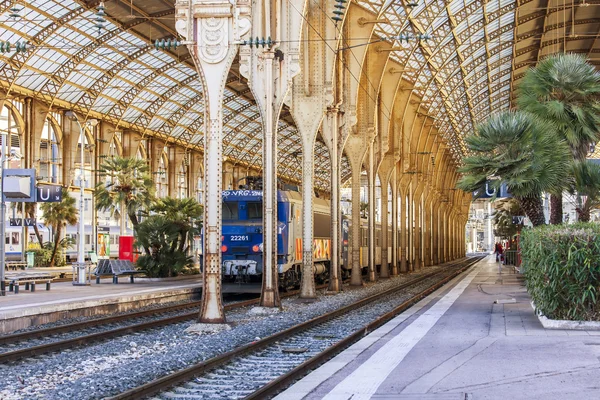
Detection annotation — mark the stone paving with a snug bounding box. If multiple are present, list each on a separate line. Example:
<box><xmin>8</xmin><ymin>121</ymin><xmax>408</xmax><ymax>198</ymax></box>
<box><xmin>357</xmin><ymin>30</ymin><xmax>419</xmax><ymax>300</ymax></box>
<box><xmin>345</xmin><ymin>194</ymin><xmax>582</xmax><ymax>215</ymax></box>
<box><xmin>277</xmin><ymin>256</ymin><xmax>600</xmax><ymax>400</ymax></box>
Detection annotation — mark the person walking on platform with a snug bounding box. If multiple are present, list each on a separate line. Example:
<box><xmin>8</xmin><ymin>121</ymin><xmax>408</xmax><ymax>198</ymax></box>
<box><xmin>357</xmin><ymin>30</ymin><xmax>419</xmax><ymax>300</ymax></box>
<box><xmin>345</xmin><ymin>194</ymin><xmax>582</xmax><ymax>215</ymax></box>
<box><xmin>494</xmin><ymin>242</ymin><xmax>504</xmax><ymax>262</ymax></box>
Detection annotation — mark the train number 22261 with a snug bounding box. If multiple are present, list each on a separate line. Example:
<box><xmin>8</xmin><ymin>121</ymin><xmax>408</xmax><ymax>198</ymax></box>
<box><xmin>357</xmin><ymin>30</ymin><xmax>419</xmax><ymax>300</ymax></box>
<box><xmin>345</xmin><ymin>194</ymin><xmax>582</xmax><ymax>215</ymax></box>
<box><xmin>230</xmin><ymin>235</ymin><xmax>250</xmax><ymax>242</ymax></box>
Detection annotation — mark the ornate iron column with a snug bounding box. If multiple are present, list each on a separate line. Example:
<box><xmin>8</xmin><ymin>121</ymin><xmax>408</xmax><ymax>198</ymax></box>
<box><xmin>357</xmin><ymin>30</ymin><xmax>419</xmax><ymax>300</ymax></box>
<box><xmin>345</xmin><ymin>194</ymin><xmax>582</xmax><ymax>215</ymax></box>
<box><xmin>367</xmin><ymin>142</ymin><xmax>376</xmax><ymax>282</ymax></box>
<box><xmin>400</xmin><ymin>190</ymin><xmax>407</xmax><ymax>273</ymax></box>
<box><xmin>379</xmin><ymin>176</ymin><xmax>389</xmax><ymax>278</ymax></box>
<box><xmin>238</xmin><ymin>0</ymin><xmax>304</xmax><ymax>307</ymax></box>
<box><xmin>323</xmin><ymin>107</ymin><xmax>342</xmax><ymax>292</ymax></box>
<box><xmin>390</xmin><ymin>167</ymin><xmax>398</xmax><ymax>276</ymax></box>
<box><xmin>414</xmin><ymin>196</ymin><xmax>421</xmax><ymax>270</ymax></box>
<box><xmin>350</xmin><ymin>164</ymin><xmax>363</xmax><ymax>286</ymax></box>
<box><xmin>175</xmin><ymin>0</ymin><xmax>251</xmax><ymax>322</ymax></box>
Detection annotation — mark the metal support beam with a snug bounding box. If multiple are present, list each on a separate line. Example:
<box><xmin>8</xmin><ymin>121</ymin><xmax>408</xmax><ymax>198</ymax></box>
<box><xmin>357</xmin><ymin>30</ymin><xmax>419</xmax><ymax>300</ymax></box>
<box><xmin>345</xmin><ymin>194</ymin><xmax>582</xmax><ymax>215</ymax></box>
<box><xmin>367</xmin><ymin>143</ymin><xmax>376</xmax><ymax>282</ymax></box>
<box><xmin>351</xmin><ymin>166</ymin><xmax>363</xmax><ymax>286</ymax></box>
<box><xmin>324</xmin><ymin>108</ymin><xmax>342</xmax><ymax>292</ymax></box>
<box><xmin>380</xmin><ymin>175</ymin><xmax>389</xmax><ymax>278</ymax></box>
<box><xmin>391</xmin><ymin>167</ymin><xmax>398</xmax><ymax>276</ymax></box>
<box><xmin>400</xmin><ymin>190</ymin><xmax>407</xmax><ymax>273</ymax></box>
<box><xmin>175</xmin><ymin>0</ymin><xmax>251</xmax><ymax>323</ymax></box>
<box><xmin>300</xmin><ymin>132</ymin><xmax>317</xmax><ymax>299</ymax></box>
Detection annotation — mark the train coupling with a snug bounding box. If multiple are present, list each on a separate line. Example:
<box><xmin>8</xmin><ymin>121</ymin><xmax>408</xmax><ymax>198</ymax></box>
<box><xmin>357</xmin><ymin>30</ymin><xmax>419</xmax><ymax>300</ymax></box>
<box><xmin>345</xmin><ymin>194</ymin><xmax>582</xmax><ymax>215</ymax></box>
<box><xmin>222</xmin><ymin>260</ymin><xmax>258</xmax><ymax>276</ymax></box>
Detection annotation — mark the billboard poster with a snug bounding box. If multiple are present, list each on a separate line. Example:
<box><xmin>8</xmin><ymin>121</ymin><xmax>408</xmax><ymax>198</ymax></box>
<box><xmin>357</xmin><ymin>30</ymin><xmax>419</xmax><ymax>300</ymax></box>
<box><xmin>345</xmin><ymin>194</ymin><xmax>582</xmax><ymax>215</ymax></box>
<box><xmin>97</xmin><ymin>227</ymin><xmax>110</xmax><ymax>258</ymax></box>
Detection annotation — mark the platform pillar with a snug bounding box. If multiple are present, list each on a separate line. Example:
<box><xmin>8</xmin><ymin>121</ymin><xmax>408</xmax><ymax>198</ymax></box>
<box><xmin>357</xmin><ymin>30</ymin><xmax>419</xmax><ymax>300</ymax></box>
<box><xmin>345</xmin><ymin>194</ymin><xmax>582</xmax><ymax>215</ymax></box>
<box><xmin>423</xmin><ymin>203</ymin><xmax>431</xmax><ymax>267</ymax></box>
<box><xmin>238</xmin><ymin>0</ymin><xmax>304</xmax><ymax>307</ymax></box>
<box><xmin>367</xmin><ymin>143</ymin><xmax>377</xmax><ymax>282</ymax></box>
<box><xmin>290</xmin><ymin>12</ymin><xmax>338</xmax><ymax>296</ymax></box>
<box><xmin>175</xmin><ymin>0</ymin><xmax>251</xmax><ymax>323</ymax></box>
<box><xmin>432</xmin><ymin>204</ymin><xmax>439</xmax><ymax>265</ymax></box>
<box><xmin>390</xmin><ymin>168</ymin><xmax>399</xmax><ymax>276</ymax></box>
<box><xmin>322</xmin><ymin>108</ymin><xmax>343</xmax><ymax>292</ymax></box>
<box><xmin>414</xmin><ymin>197</ymin><xmax>421</xmax><ymax>270</ymax></box>
<box><xmin>350</xmin><ymin>166</ymin><xmax>363</xmax><ymax>286</ymax></box>
<box><xmin>380</xmin><ymin>175</ymin><xmax>389</xmax><ymax>278</ymax></box>
<box><xmin>440</xmin><ymin>209</ymin><xmax>446</xmax><ymax>263</ymax></box>
<box><xmin>400</xmin><ymin>191</ymin><xmax>408</xmax><ymax>273</ymax></box>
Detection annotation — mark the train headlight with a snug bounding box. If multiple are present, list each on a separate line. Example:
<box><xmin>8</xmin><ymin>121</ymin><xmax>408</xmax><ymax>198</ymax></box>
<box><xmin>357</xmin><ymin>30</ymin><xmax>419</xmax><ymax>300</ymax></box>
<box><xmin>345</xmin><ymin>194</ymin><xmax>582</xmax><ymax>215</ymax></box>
<box><xmin>252</xmin><ymin>245</ymin><xmax>260</xmax><ymax>252</ymax></box>
<box><xmin>221</xmin><ymin>245</ymin><xmax>228</xmax><ymax>252</ymax></box>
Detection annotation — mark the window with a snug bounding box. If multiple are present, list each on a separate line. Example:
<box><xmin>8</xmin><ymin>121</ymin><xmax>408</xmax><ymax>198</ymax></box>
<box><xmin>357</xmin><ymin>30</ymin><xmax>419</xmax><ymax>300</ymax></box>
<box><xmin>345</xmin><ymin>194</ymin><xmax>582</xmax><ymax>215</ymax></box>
<box><xmin>155</xmin><ymin>151</ymin><xmax>168</xmax><ymax>198</ymax></box>
<box><xmin>247</xmin><ymin>202</ymin><xmax>262</xmax><ymax>219</ymax></box>
<box><xmin>197</xmin><ymin>176</ymin><xmax>204</xmax><ymax>204</ymax></box>
<box><xmin>222</xmin><ymin>202</ymin><xmax>238</xmax><ymax>220</ymax></box>
<box><xmin>0</xmin><ymin>103</ymin><xmax>23</xmax><ymax>170</ymax></box>
<box><xmin>75</xmin><ymin>130</ymin><xmax>95</xmax><ymax>189</ymax></box>
<box><xmin>39</xmin><ymin>115</ymin><xmax>62</xmax><ymax>184</ymax></box>
<box><xmin>177</xmin><ymin>161</ymin><xmax>188</xmax><ymax>199</ymax></box>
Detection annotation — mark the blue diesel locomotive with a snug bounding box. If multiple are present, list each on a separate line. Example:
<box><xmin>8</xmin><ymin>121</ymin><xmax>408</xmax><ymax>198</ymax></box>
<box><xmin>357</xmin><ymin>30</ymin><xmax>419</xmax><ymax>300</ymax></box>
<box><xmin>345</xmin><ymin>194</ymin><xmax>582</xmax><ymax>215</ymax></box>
<box><xmin>220</xmin><ymin>189</ymin><xmax>391</xmax><ymax>289</ymax></box>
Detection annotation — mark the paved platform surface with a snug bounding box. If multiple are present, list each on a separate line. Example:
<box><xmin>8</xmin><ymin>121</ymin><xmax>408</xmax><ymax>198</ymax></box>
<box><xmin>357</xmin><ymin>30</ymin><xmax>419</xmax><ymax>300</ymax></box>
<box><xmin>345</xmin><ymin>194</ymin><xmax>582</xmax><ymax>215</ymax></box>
<box><xmin>276</xmin><ymin>256</ymin><xmax>600</xmax><ymax>400</ymax></box>
<box><xmin>0</xmin><ymin>275</ymin><xmax>261</xmax><ymax>320</ymax></box>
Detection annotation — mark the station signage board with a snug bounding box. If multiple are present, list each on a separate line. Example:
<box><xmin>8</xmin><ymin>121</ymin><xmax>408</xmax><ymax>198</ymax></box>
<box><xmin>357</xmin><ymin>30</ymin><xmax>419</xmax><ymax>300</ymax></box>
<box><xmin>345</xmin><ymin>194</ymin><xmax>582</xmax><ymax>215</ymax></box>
<box><xmin>36</xmin><ymin>185</ymin><xmax>62</xmax><ymax>202</ymax></box>
<box><xmin>473</xmin><ymin>182</ymin><xmax>511</xmax><ymax>199</ymax></box>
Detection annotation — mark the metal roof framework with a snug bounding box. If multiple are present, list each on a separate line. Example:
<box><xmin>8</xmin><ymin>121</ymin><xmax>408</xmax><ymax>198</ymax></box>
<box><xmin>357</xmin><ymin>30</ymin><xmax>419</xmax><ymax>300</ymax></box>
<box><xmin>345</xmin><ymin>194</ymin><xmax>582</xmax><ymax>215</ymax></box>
<box><xmin>358</xmin><ymin>0</ymin><xmax>600</xmax><ymax>161</ymax></box>
<box><xmin>0</xmin><ymin>0</ymin><xmax>598</xmax><ymax>188</ymax></box>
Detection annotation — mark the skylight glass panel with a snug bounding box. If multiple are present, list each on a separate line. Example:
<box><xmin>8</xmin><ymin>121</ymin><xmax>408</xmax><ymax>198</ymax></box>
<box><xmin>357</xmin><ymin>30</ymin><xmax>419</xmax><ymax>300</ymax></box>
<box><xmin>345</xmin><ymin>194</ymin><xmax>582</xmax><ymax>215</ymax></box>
<box><xmin>121</xmin><ymin>108</ymin><xmax>142</xmax><ymax>123</ymax></box>
<box><xmin>449</xmin><ymin>0</ymin><xmax>466</xmax><ymax>15</ymax></box>
<box><xmin>148</xmin><ymin>116</ymin><xmax>168</xmax><ymax>130</ymax></box>
<box><xmin>15</xmin><ymin>71</ymin><xmax>46</xmax><ymax>90</ymax></box>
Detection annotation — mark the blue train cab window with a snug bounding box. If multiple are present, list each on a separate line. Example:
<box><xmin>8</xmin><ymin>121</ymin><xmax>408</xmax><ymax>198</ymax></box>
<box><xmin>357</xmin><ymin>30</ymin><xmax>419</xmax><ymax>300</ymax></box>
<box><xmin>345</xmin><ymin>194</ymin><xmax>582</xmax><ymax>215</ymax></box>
<box><xmin>223</xmin><ymin>202</ymin><xmax>239</xmax><ymax>220</ymax></box>
<box><xmin>247</xmin><ymin>202</ymin><xmax>262</xmax><ymax>219</ymax></box>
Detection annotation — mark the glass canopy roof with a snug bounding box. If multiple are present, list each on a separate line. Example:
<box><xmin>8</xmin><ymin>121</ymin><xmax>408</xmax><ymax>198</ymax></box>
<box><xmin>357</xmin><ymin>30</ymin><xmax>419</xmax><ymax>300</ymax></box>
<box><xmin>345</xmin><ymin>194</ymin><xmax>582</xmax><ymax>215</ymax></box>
<box><xmin>1</xmin><ymin>0</ymin><xmax>597</xmax><ymax>188</ymax></box>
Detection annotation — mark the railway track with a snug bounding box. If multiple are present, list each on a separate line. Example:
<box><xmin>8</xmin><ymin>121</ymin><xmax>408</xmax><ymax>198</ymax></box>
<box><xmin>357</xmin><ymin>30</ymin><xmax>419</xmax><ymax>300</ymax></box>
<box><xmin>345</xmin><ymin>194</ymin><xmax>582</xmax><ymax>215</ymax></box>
<box><xmin>0</xmin><ymin>286</ymin><xmax>326</xmax><ymax>364</ymax></box>
<box><xmin>108</xmin><ymin>256</ymin><xmax>483</xmax><ymax>400</ymax></box>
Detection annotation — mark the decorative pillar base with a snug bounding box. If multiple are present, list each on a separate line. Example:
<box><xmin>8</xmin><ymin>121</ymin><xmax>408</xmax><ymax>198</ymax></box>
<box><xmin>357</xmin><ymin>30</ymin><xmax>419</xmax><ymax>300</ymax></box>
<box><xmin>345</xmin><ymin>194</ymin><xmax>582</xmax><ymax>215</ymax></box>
<box><xmin>260</xmin><ymin>289</ymin><xmax>280</xmax><ymax>308</ymax></box>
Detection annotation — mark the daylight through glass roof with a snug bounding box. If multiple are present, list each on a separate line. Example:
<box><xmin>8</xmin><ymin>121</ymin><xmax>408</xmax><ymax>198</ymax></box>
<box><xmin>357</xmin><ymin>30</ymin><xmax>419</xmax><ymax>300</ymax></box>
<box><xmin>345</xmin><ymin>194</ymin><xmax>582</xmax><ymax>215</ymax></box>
<box><xmin>1</xmin><ymin>0</ymin><xmax>599</xmax><ymax>185</ymax></box>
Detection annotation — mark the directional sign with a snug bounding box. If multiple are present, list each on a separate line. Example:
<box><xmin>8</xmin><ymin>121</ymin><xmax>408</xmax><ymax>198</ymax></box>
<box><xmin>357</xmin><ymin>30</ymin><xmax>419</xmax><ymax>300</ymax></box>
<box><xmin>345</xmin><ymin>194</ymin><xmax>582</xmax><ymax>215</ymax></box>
<box><xmin>36</xmin><ymin>185</ymin><xmax>62</xmax><ymax>203</ymax></box>
<box><xmin>473</xmin><ymin>182</ymin><xmax>511</xmax><ymax>199</ymax></box>
<box><xmin>9</xmin><ymin>218</ymin><xmax>36</xmax><ymax>227</ymax></box>
<box><xmin>512</xmin><ymin>216</ymin><xmax>526</xmax><ymax>225</ymax></box>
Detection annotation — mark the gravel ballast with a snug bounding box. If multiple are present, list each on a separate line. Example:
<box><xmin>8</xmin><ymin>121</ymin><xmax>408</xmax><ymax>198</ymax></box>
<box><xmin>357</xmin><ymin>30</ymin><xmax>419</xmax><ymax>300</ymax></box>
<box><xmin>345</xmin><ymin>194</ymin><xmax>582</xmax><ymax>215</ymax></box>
<box><xmin>0</xmin><ymin>264</ymin><xmax>463</xmax><ymax>400</ymax></box>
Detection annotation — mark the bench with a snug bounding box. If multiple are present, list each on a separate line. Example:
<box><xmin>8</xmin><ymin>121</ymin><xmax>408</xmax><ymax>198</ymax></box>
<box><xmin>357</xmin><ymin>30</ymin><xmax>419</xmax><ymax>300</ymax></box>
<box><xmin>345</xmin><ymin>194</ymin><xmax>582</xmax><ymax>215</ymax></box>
<box><xmin>5</xmin><ymin>262</ymin><xmax>27</xmax><ymax>271</ymax></box>
<box><xmin>93</xmin><ymin>259</ymin><xmax>141</xmax><ymax>284</ymax></box>
<box><xmin>4</xmin><ymin>273</ymin><xmax>54</xmax><ymax>294</ymax></box>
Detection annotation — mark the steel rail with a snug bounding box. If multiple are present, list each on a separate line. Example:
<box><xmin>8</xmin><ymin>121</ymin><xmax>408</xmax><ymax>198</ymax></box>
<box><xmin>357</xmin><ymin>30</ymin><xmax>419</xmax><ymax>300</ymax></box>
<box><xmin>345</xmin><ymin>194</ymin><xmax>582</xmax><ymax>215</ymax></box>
<box><xmin>0</xmin><ymin>285</ymin><xmax>328</xmax><ymax>363</ymax></box>
<box><xmin>246</xmin><ymin>257</ymin><xmax>482</xmax><ymax>400</ymax></box>
<box><xmin>108</xmin><ymin>256</ymin><xmax>483</xmax><ymax>400</ymax></box>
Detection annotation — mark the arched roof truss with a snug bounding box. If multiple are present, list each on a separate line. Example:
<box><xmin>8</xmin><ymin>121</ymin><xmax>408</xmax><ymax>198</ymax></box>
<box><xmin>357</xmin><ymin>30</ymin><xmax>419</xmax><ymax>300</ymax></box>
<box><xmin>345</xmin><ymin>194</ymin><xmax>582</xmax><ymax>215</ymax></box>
<box><xmin>1</xmin><ymin>0</ymin><xmax>598</xmax><ymax>192</ymax></box>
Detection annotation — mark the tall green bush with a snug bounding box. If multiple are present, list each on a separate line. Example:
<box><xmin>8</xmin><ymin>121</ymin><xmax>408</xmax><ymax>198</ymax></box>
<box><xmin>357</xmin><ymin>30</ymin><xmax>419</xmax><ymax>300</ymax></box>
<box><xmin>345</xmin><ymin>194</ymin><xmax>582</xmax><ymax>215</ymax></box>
<box><xmin>522</xmin><ymin>223</ymin><xmax>600</xmax><ymax>320</ymax></box>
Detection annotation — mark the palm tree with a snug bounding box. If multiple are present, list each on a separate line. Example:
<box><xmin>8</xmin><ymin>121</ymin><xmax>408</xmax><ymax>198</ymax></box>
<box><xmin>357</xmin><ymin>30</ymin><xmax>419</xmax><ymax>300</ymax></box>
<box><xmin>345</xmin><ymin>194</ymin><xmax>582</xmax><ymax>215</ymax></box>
<box><xmin>149</xmin><ymin>197</ymin><xmax>203</xmax><ymax>252</ymax></box>
<box><xmin>457</xmin><ymin>111</ymin><xmax>571</xmax><ymax>226</ymax></box>
<box><xmin>95</xmin><ymin>156</ymin><xmax>155</xmax><ymax>232</ymax></box>
<box><xmin>517</xmin><ymin>53</ymin><xmax>600</xmax><ymax>223</ymax></box>
<box><xmin>10</xmin><ymin>202</ymin><xmax>43</xmax><ymax>244</ymax></box>
<box><xmin>40</xmin><ymin>187</ymin><xmax>78</xmax><ymax>268</ymax></box>
<box><xmin>570</xmin><ymin>161</ymin><xmax>600</xmax><ymax>222</ymax></box>
<box><xmin>493</xmin><ymin>199</ymin><xmax>523</xmax><ymax>240</ymax></box>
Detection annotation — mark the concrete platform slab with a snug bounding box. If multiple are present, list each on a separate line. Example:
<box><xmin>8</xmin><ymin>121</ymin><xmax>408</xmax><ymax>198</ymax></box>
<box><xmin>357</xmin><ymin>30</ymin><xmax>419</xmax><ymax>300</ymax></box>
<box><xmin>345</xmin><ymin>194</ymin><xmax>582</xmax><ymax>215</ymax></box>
<box><xmin>277</xmin><ymin>256</ymin><xmax>600</xmax><ymax>400</ymax></box>
<box><xmin>0</xmin><ymin>276</ymin><xmax>261</xmax><ymax>333</ymax></box>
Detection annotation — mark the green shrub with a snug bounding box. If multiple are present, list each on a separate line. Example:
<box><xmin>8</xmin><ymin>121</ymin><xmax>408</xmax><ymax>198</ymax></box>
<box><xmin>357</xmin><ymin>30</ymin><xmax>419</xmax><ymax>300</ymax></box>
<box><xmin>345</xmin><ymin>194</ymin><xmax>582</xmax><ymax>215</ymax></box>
<box><xmin>522</xmin><ymin>223</ymin><xmax>600</xmax><ymax>320</ymax></box>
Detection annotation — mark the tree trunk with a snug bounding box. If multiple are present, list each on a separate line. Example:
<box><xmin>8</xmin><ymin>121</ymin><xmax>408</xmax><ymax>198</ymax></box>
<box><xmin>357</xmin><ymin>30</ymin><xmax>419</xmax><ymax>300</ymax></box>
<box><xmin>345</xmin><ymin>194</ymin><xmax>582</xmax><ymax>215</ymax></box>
<box><xmin>129</xmin><ymin>211</ymin><xmax>151</xmax><ymax>255</ymax></box>
<box><xmin>578</xmin><ymin>199</ymin><xmax>592</xmax><ymax>222</ymax></box>
<box><xmin>49</xmin><ymin>225</ymin><xmax>62</xmax><ymax>268</ymax></box>
<box><xmin>549</xmin><ymin>194</ymin><xmax>563</xmax><ymax>224</ymax></box>
<box><xmin>518</xmin><ymin>195</ymin><xmax>546</xmax><ymax>226</ymax></box>
<box><xmin>28</xmin><ymin>209</ymin><xmax>44</xmax><ymax>245</ymax></box>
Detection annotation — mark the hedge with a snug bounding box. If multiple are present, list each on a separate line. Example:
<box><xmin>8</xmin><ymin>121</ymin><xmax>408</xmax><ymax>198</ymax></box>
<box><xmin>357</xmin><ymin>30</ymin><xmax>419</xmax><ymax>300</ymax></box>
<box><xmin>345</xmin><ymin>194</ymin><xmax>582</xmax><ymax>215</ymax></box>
<box><xmin>521</xmin><ymin>223</ymin><xmax>600</xmax><ymax>321</ymax></box>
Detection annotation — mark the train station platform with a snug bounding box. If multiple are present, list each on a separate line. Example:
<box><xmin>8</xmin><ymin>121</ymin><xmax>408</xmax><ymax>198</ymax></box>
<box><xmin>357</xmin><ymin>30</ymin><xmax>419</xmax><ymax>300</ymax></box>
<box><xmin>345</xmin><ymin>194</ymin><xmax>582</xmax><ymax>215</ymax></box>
<box><xmin>277</xmin><ymin>256</ymin><xmax>600</xmax><ymax>400</ymax></box>
<box><xmin>0</xmin><ymin>275</ymin><xmax>261</xmax><ymax>334</ymax></box>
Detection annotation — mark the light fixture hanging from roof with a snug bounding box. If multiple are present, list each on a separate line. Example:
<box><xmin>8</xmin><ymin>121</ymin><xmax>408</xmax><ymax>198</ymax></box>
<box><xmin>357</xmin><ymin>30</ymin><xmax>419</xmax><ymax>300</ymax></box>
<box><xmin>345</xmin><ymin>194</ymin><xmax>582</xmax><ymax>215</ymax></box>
<box><xmin>8</xmin><ymin>6</ymin><xmax>21</xmax><ymax>19</ymax></box>
<box><xmin>94</xmin><ymin>2</ymin><xmax>106</xmax><ymax>36</ymax></box>
<box><xmin>332</xmin><ymin>0</ymin><xmax>347</xmax><ymax>23</ymax></box>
